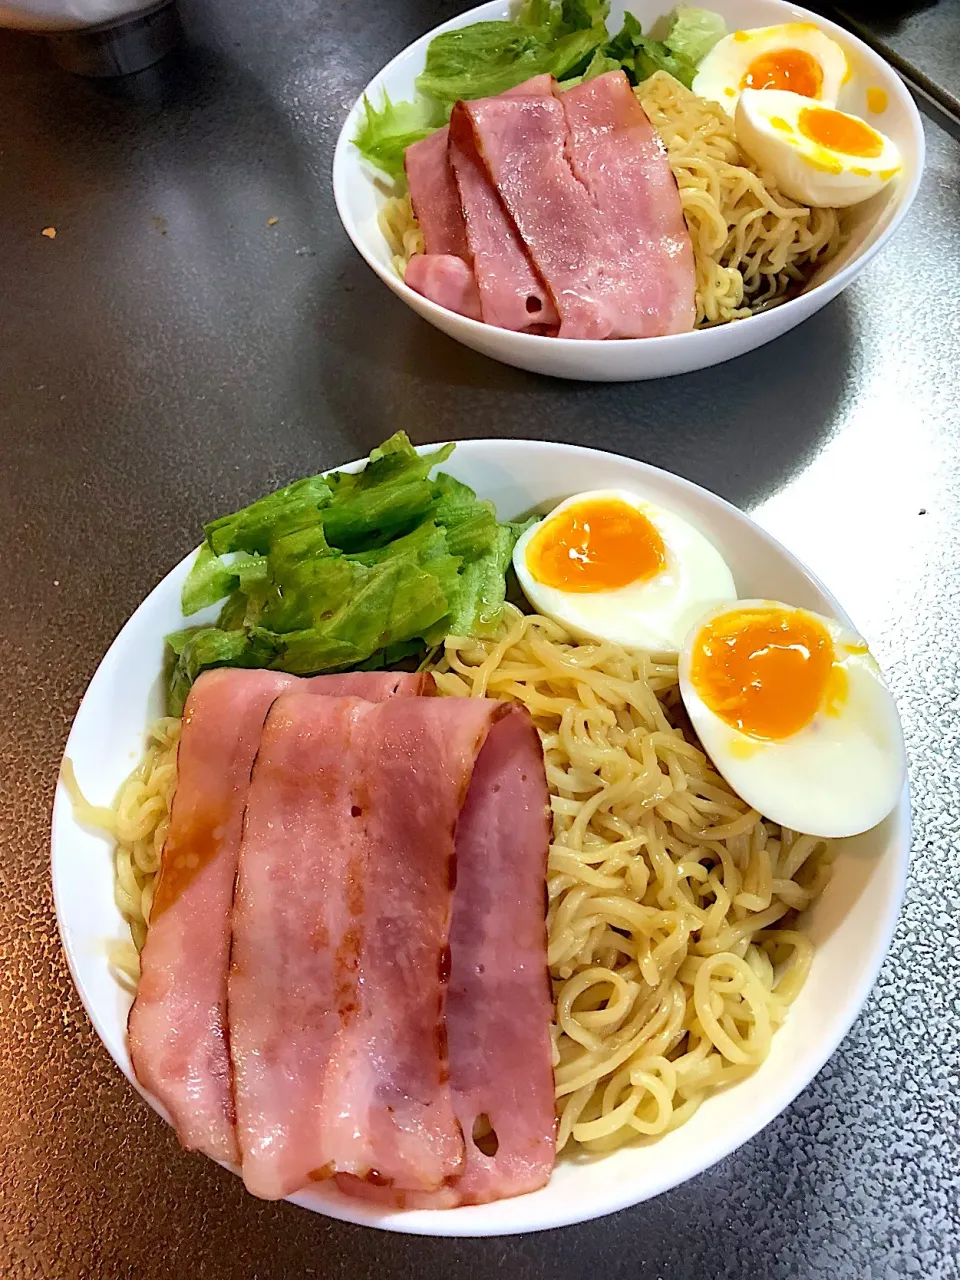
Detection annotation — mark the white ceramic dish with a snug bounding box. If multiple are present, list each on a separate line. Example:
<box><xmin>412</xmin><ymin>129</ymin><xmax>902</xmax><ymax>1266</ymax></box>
<box><xmin>51</xmin><ymin>438</ymin><xmax>910</xmax><ymax>1236</ymax></box>
<box><xmin>333</xmin><ymin>0</ymin><xmax>924</xmax><ymax>382</ymax></box>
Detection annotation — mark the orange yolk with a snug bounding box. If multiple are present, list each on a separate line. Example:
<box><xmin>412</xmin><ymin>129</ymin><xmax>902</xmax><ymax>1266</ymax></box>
<box><xmin>742</xmin><ymin>48</ymin><xmax>823</xmax><ymax>97</ymax></box>
<box><xmin>690</xmin><ymin>607</ymin><xmax>837</xmax><ymax>740</ymax></box>
<box><xmin>798</xmin><ymin>106</ymin><xmax>884</xmax><ymax>157</ymax></box>
<box><xmin>526</xmin><ymin>498</ymin><xmax>665</xmax><ymax>593</ymax></box>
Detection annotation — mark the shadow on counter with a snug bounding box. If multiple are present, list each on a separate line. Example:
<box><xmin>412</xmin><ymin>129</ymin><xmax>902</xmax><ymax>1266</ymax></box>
<box><xmin>315</xmin><ymin>234</ymin><xmax>855</xmax><ymax>516</ymax></box>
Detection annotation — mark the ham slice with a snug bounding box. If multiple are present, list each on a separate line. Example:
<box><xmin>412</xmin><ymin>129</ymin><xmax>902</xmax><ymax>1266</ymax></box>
<box><xmin>338</xmin><ymin>701</ymin><xmax>555</xmax><ymax>1209</ymax></box>
<box><xmin>454</xmin><ymin>76</ymin><xmax>695</xmax><ymax>339</ymax></box>
<box><xmin>229</xmin><ymin>696</ymin><xmax>544</xmax><ymax>1201</ymax></box>
<box><xmin>448</xmin><ymin>76</ymin><xmax>559</xmax><ymax>335</ymax></box>
<box><xmin>129</xmin><ymin>667</ymin><xmax>427</xmax><ymax>1165</ymax></box>
<box><xmin>435</xmin><ymin>703</ymin><xmax>556</xmax><ymax>1204</ymax></box>
<box><xmin>404</xmin><ymin>126</ymin><xmax>467</xmax><ymax>258</ymax></box>
<box><xmin>556</xmin><ymin>72</ymin><xmax>696</xmax><ymax>336</ymax></box>
<box><xmin>404</xmin><ymin>253</ymin><xmax>483</xmax><ymax>321</ymax></box>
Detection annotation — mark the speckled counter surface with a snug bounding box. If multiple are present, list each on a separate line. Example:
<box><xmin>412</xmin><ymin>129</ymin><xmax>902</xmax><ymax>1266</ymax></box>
<box><xmin>1</xmin><ymin>3</ymin><xmax>958</xmax><ymax>1277</ymax></box>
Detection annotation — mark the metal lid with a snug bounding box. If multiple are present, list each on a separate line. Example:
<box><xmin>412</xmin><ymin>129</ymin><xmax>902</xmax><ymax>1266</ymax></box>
<box><xmin>46</xmin><ymin>1</ymin><xmax>182</xmax><ymax>78</ymax></box>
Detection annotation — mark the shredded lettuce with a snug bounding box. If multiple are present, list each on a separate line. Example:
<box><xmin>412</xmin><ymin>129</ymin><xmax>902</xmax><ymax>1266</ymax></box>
<box><xmin>168</xmin><ymin>432</ymin><xmax>525</xmax><ymax>712</ymax></box>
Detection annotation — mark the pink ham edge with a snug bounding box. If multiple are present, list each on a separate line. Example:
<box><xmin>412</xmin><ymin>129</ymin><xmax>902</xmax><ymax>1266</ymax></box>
<box><xmin>556</xmin><ymin>71</ymin><xmax>696</xmax><ymax>336</ymax></box>
<box><xmin>404</xmin><ymin>253</ymin><xmax>483</xmax><ymax>321</ymax></box>
<box><xmin>128</xmin><ymin>667</ymin><xmax>428</xmax><ymax>1166</ymax></box>
<box><xmin>338</xmin><ymin>703</ymin><xmax>555</xmax><ymax>1210</ymax></box>
<box><xmin>404</xmin><ymin>126</ymin><xmax>467</xmax><ymax>257</ymax></box>
<box><xmin>448</xmin><ymin>76</ymin><xmax>559</xmax><ymax>334</ymax></box>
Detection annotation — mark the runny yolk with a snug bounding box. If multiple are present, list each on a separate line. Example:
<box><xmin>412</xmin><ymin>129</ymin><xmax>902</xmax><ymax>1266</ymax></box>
<box><xmin>690</xmin><ymin>606</ymin><xmax>837</xmax><ymax>740</ymax></box>
<box><xmin>742</xmin><ymin>48</ymin><xmax>823</xmax><ymax>97</ymax></box>
<box><xmin>526</xmin><ymin>498</ymin><xmax>665</xmax><ymax>592</ymax></box>
<box><xmin>798</xmin><ymin>105</ymin><xmax>884</xmax><ymax>157</ymax></box>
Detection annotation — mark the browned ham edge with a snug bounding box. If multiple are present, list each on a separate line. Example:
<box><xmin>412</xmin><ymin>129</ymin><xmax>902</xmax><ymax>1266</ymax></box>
<box><xmin>128</xmin><ymin>668</ymin><xmax>428</xmax><ymax>1166</ymax></box>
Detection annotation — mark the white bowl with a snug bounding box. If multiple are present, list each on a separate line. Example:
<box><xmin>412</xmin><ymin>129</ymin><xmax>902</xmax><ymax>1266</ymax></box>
<box><xmin>332</xmin><ymin>0</ymin><xmax>924</xmax><ymax>381</ymax></box>
<box><xmin>52</xmin><ymin>438</ymin><xmax>910</xmax><ymax>1236</ymax></box>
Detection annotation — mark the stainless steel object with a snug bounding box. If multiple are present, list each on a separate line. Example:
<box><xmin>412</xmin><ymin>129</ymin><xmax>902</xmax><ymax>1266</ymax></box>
<box><xmin>44</xmin><ymin>0</ymin><xmax>181</xmax><ymax>76</ymax></box>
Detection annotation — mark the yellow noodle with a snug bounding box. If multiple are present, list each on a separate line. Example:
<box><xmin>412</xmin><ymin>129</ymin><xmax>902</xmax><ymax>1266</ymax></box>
<box><xmin>637</xmin><ymin>72</ymin><xmax>843</xmax><ymax>324</ymax></box>
<box><xmin>380</xmin><ymin>72</ymin><xmax>844</xmax><ymax>329</ymax></box>
<box><xmin>378</xmin><ymin>192</ymin><xmax>424</xmax><ymax>279</ymax></box>
<box><xmin>432</xmin><ymin>606</ymin><xmax>831</xmax><ymax>1154</ymax></box>
<box><xmin>61</xmin><ymin>717</ymin><xmax>180</xmax><ymax>980</ymax></box>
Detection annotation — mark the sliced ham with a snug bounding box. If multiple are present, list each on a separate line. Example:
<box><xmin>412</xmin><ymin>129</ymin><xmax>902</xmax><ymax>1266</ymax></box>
<box><xmin>556</xmin><ymin>71</ymin><xmax>696</xmax><ymax>336</ymax></box>
<box><xmin>404</xmin><ymin>253</ymin><xmax>483</xmax><ymax>321</ymax></box>
<box><xmin>230</xmin><ymin>695</ymin><xmax>540</xmax><ymax>1200</ymax></box>
<box><xmin>228</xmin><ymin>693</ymin><xmax>375</xmax><ymax>1200</ymax></box>
<box><xmin>338</xmin><ymin>702</ymin><xmax>555</xmax><ymax>1210</ymax></box>
<box><xmin>448</xmin><ymin>77</ymin><xmax>559</xmax><ymax>335</ymax></box>
<box><xmin>453</xmin><ymin>78</ymin><xmax>695</xmax><ymax>340</ymax></box>
<box><xmin>404</xmin><ymin>126</ymin><xmax>467</xmax><ymax>258</ymax></box>
<box><xmin>129</xmin><ymin>667</ymin><xmax>427</xmax><ymax>1166</ymax></box>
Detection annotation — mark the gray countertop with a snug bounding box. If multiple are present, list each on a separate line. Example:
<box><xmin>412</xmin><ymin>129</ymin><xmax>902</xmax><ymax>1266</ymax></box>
<box><xmin>1</xmin><ymin>3</ymin><xmax>959</xmax><ymax>1277</ymax></box>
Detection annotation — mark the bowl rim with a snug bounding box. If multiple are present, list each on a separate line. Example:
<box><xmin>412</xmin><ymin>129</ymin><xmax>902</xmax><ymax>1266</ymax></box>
<box><xmin>332</xmin><ymin>0</ymin><xmax>926</xmax><ymax>351</ymax></box>
<box><xmin>50</xmin><ymin>437</ymin><xmax>912</xmax><ymax>1236</ymax></box>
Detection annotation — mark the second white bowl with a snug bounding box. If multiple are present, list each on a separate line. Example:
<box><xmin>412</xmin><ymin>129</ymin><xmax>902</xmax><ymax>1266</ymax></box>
<box><xmin>333</xmin><ymin>0</ymin><xmax>924</xmax><ymax>381</ymax></box>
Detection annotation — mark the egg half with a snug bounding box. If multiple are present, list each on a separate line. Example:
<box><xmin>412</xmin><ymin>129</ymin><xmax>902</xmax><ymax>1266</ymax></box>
<box><xmin>735</xmin><ymin>89</ymin><xmax>901</xmax><ymax>207</ymax></box>
<box><xmin>692</xmin><ymin>23</ymin><xmax>848</xmax><ymax>115</ymax></box>
<box><xmin>679</xmin><ymin>600</ymin><xmax>906</xmax><ymax>838</ymax></box>
<box><xmin>512</xmin><ymin>490</ymin><xmax>736</xmax><ymax>653</ymax></box>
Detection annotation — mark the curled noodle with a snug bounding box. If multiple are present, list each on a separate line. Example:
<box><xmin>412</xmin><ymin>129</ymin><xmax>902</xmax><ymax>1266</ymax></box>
<box><xmin>432</xmin><ymin>607</ymin><xmax>831</xmax><ymax>1153</ymax></box>
<box><xmin>637</xmin><ymin>72</ymin><xmax>844</xmax><ymax>324</ymax></box>
<box><xmin>62</xmin><ymin>717</ymin><xmax>180</xmax><ymax>981</ymax></box>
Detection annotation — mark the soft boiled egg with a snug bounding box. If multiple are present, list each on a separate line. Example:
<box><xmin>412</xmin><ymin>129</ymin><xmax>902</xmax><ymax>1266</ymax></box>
<box><xmin>736</xmin><ymin>89</ymin><xmax>902</xmax><ymax>207</ymax></box>
<box><xmin>679</xmin><ymin>601</ymin><xmax>906</xmax><ymax>838</ymax></box>
<box><xmin>512</xmin><ymin>490</ymin><xmax>736</xmax><ymax>653</ymax></box>
<box><xmin>692</xmin><ymin>23</ymin><xmax>848</xmax><ymax>115</ymax></box>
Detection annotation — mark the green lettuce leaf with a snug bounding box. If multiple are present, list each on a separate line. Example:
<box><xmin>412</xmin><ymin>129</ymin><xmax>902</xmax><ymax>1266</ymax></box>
<box><xmin>181</xmin><ymin>547</ymin><xmax>269</xmax><ymax>617</ymax></box>
<box><xmin>352</xmin><ymin>92</ymin><xmax>442</xmax><ymax>178</ymax></box>
<box><xmin>204</xmin><ymin>474</ymin><xmax>332</xmax><ymax>557</ymax></box>
<box><xmin>442</xmin><ymin>517</ymin><xmax>536</xmax><ymax>638</ymax></box>
<box><xmin>415</xmin><ymin>14</ymin><xmax>605</xmax><ymax>105</ymax></box>
<box><xmin>664</xmin><ymin>7</ymin><xmax>725</xmax><ymax>65</ymax></box>
<box><xmin>561</xmin><ymin>0</ymin><xmax>610</xmax><ymax>30</ymax></box>
<box><xmin>633</xmin><ymin>35</ymin><xmax>698</xmax><ymax>86</ymax></box>
<box><xmin>605</xmin><ymin>11</ymin><xmax>699</xmax><ymax>88</ymax></box>
<box><xmin>166</xmin><ymin>432</ymin><xmax>521</xmax><ymax>706</ymax></box>
<box><xmin>165</xmin><ymin>626</ymin><xmax>283</xmax><ymax>715</ymax></box>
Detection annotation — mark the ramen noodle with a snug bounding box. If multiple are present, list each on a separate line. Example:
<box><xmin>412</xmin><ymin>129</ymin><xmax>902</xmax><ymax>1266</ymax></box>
<box><xmin>430</xmin><ymin>607</ymin><xmax>832</xmax><ymax>1152</ymax></box>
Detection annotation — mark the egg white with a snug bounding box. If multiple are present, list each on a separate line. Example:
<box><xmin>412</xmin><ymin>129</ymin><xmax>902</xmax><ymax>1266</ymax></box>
<box><xmin>512</xmin><ymin>489</ymin><xmax>737</xmax><ymax>654</ymax></box>
<box><xmin>692</xmin><ymin>23</ymin><xmax>848</xmax><ymax>115</ymax></box>
<box><xmin>735</xmin><ymin>89</ymin><xmax>901</xmax><ymax>207</ymax></box>
<box><xmin>678</xmin><ymin>600</ymin><xmax>907</xmax><ymax>838</ymax></box>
